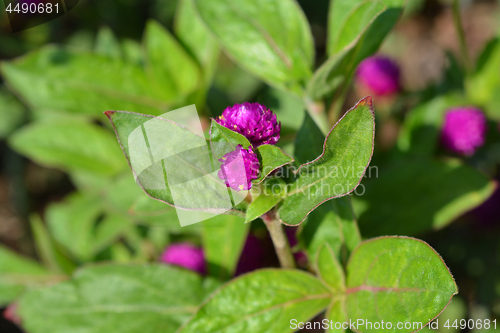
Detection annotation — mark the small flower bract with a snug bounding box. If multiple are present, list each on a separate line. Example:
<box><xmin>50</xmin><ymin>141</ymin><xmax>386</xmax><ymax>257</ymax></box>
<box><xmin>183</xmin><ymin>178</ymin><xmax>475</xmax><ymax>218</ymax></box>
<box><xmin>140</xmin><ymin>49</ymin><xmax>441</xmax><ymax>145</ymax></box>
<box><xmin>218</xmin><ymin>144</ymin><xmax>260</xmax><ymax>191</ymax></box>
<box><xmin>441</xmin><ymin>107</ymin><xmax>487</xmax><ymax>156</ymax></box>
<box><xmin>216</xmin><ymin>102</ymin><xmax>281</xmax><ymax>147</ymax></box>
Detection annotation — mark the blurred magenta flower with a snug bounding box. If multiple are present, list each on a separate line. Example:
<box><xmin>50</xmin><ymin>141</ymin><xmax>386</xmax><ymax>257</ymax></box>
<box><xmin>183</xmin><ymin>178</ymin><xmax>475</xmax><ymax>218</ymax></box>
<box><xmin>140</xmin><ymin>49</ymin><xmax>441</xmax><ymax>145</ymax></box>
<box><xmin>218</xmin><ymin>144</ymin><xmax>259</xmax><ymax>191</ymax></box>
<box><xmin>3</xmin><ymin>303</ymin><xmax>21</xmax><ymax>325</ymax></box>
<box><xmin>160</xmin><ymin>243</ymin><xmax>205</xmax><ymax>275</ymax></box>
<box><xmin>356</xmin><ymin>55</ymin><xmax>400</xmax><ymax>96</ymax></box>
<box><xmin>285</xmin><ymin>227</ymin><xmax>308</xmax><ymax>267</ymax></box>
<box><xmin>441</xmin><ymin>107</ymin><xmax>487</xmax><ymax>156</ymax></box>
<box><xmin>216</xmin><ymin>102</ymin><xmax>280</xmax><ymax>147</ymax></box>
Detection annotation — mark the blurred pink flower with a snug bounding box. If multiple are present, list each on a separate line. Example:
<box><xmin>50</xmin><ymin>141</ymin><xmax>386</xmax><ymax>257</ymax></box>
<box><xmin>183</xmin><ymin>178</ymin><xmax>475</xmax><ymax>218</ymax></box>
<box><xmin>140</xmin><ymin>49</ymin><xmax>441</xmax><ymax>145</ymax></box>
<box><xmin>160</xmin><ymin>243</ymin><xmax>206</xmax><ymax>275</ymax></box>
<box><xmin>441</xmin><ymin>107</ymin><xmax>487</xmax><ymax>156</ymax></box>
<box><xmin>3</xmin><ymin>303</ymin><xmax>21</xmax><ymax>326</ymax></box>
<box><xmin>356</xmin><ymin>55</ymin><xmax>400</xmax><ymax>96</ymax></box>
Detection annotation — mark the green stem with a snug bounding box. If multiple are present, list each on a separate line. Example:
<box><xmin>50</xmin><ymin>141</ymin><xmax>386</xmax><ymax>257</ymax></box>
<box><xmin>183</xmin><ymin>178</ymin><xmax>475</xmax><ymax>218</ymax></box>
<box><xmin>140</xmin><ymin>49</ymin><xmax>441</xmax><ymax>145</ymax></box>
<box><xmin>262</xmin><ymin>211</ymin><xmax>296</xmax><ymax>269</ymax></box>
<box><xmin>452</xmin><ymin>0</ymin><xmax>471</xmax><ymax>73</ymax></box>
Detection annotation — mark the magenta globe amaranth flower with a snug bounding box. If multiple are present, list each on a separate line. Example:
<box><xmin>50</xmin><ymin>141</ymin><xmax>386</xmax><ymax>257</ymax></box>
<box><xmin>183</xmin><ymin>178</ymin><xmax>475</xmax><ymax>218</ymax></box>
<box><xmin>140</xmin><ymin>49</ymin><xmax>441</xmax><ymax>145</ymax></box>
<box><xmin>441</xmin><ymin>107</ymin><xmax>487</xmax><ymax>156</ymax></box>
<box><xmin>216</xmin><ymin>102</ymin><xmax>280</xmax><ymax>147</ymax></box>
<box><xmin>218</xmin><ymin>145</ymin><xmax>259</xmax><ymax>191</ymax></box>
<box><xmin>356</xmin><ymin>55</ymin><xmax>400</xmax><ymax>96</ymax></box>
<box><xmin>160</xmin><ymin>243</ymin><xmax>205</xmax><ymax>275</ymax></box>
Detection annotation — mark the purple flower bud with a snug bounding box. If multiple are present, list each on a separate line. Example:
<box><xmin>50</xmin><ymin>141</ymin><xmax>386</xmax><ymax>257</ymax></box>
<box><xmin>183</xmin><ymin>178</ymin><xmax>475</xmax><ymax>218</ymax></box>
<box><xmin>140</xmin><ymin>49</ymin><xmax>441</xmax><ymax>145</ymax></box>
<box><xmin>218</xmin><ymin>144</ymin><xmax>260</xmax><ymax>191</ymax></box>
<box><xmin>356</xmin><ymin>56</ymin><xmax>400</xmax><ymax>96</ymax></box>
<box><xmin>441</xmin><ymin>107</ymin><xmax>487</xmax><ymax>156</ymax></box>
<box><xmin>216</xmin><ymin>102</ymin><xmax>281</xmax><ymax>147</ymax></box>
<box><xmin>160</xmin><ymin>243</ymin><xmax>205</xmax><ymax>275</ymax></box>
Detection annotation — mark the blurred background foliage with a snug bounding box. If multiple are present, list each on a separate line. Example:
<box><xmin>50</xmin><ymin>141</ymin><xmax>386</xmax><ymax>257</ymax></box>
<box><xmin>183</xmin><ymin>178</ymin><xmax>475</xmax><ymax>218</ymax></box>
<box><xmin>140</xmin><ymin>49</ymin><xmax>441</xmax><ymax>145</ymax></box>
<box><xmin>0</xmin><ymin>0</ymin><xmax>500</xmax><ymax>332</ymax></box>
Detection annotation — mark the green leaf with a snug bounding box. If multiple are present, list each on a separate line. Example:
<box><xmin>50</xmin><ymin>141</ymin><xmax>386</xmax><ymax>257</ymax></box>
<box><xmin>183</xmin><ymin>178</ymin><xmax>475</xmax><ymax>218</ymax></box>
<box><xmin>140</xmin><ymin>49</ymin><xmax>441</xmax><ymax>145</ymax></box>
<box><xmin>95</xmin><ymin>27</ymin><xmax>123</xmax><ymax>59</ymax></box>
<box><xmin>18</xmin><ymin>265</ymin><xmax>212</xmax><ymax>333</ymax></box>
<box><xmin>194</xmin><ymin>0</ymin><xmax>314</xmax><ymax>95</ymax></box>
<box><xmin>30</xmin><ymin>215</ymin><xmax>76</xmax><ymax>275</ymax></box>
<box><xmin>467</xmin><ymin>37</ymin><xmax>500</xmax><ymax>120</ymax></box>
<box><xmin>93</xmin><ymin>214</ymin><xmax>132</xmax><ymax>255</ymax></box>
<box><xmin>245</xmin><ymin>178</ymin><xmax>286</xmax><ymax>223</ymax></box>
<box><xmin>299</xmin><ymin>196</ymin><xmax>361</xmax><ymax>261</ymax></box>
<box><xmin>107</xmin><ymin>110</ymin><xmax>243</xmax><ymax>216</ymax></box>
<box><xmin>325</xmin><ymin>298</ymin><xmax>348</xmax><ymax>333</ymax></box>
<box><xmin>277</xmin><ymin>97</ymin><xmax>375</xmax><ymax>225</ymax></box>
<box><xmin>209</xmin><ymin>120</ymin><xmax>251</xmax><ymax>160</ymax></box>
<box><xmin>0</xmin><ymin>46</ymin><xmax>172</xmax><ymax>116</ymax></box>
<box><xmin>327</xmin><ymin>0</ymin><xmax>405</xmax><ymax>55</ymax></box>
<box><xmin>356</xmin><ymin>158</ymin><xmax>496</xmax><ymax>237</ymax></box>
<box><xmin>345</xmin><ymin>237</ymin><xmax>458</xmax><ymax>333</ymax></box>
<box><xmin>316</xmin><ymin>245</ymin><xmax>345</xmax><ymax>293</ymax></box>
<box><xmin>308</xmin><ymin>8</ymin><xmax>402</xmax><ymax>100</ymax></box>
<box><xmin>254</xmin><ymin>144</ymin><xmax>294</xmax><ymax>183</ymax></box>
<box><xmin>0</xmin><ymin>87</ymin><xmax>25</xmax><ymax>139</ymax></box>
<box><xmin>9</xmin><ymin>120</ymin><xmax>127</xmax><ymax>175</ymax></box>
<box><xmin>178</xmin><ymin>269</ymin><xmax>332</xmax><ymax>333</ymax></box>
<box><xmin>144</xmin><ymin>20</ymin><xmax>201</xmax><ymax>99</ymax></box>
<box><xmin>294</xmin><ymin>112</ymin><xmax>327</xmax><ymax>164</ymax></box>
<box><xmin>174</xmin><ymin>0</ymin><xmax>220</xmax><ymax>84</ymax></box>
<box><xmin>0</xmin><ymin>245</ymin><xmax>55</xmax><ymax>306</ymax></box>
<box><xmin>46</xmin><ymin>193</ymin><xmax>104</xmax><ymax>261</ymax></box>
<box><xmin>202</xmin><ymin>215</ymin><xmax>249</xmax><ymax>280</ymax></box>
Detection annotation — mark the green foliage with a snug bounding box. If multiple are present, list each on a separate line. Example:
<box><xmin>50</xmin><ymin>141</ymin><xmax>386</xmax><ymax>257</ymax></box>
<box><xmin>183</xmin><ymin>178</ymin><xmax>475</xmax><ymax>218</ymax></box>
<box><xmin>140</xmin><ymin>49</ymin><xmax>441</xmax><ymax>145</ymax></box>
<box><xmin>0</xmin><ymin>245</ymin><xmax>54</xmax><ymax>306</ymax></box>
<box><xmin>344</xmin><ymin>237</ymin><xmax>458</xmax><ymax>333</ymax></box>
<box><xmin>194</xmin><ymin>0</ymin><xmax>315</xmax><ymax>95</ymax></box>
<box><xmin>9</xmin><ymin>120</ymin><xmax>126</xmax><ymax>175</ymax></box>
<box><xmin>1</xmin><ymin>46</ymin><xmax>173</xmax><ymax>116</ymax></box>
<box><xmin>178</xmin><ymin>269</ymin><xmax>332</xmax><ymax>333</ymax></box>
<box><xmin>0</xmin><ymin>87</ymin><xmax>25</xmax><ymax>138</ymax></box>
<box><xmin>202</xmin><ymin>215</ymin><xmax>248</xmax><ymax>280</ymax></box>
<box><xmin>277</xmin><ymin>97</ymin><xmax>375</xmax><ymax>225</ymax></box>
<box><xmin>17</xmin><ymin>265</ymin><xmax>216</xmax><ymax>333</ymax></box>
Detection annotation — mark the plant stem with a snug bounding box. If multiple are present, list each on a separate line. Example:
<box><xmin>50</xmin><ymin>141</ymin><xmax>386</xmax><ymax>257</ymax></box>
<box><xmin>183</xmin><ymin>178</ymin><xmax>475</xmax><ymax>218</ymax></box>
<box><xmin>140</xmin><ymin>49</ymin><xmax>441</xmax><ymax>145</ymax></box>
<box><xmin>262</xmin><ymin>211</ymin><xmax>296</xmax><ymax>269</ymax></box>
<box><xmin>452</xmin><ymin>0</ymin><xmax>471</xmax><ymax>73</ymax></box>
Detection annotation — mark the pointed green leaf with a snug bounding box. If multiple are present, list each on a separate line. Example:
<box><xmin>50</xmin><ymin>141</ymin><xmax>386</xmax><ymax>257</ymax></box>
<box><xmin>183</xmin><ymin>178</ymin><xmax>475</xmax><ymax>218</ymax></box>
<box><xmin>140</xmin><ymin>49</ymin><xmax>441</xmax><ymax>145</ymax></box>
<box><xmin>209</xmin><ymin>120</ymin><xmax>251</xmax><ymax>160</ymax></box>
<box><xmin>278</xmin><ymin>97</ymin><xmax>375</xmax><ymax>225</ymax></box>
<box><xmin>309</xmin><ymin>8</ymin><xmax>402</xmax><ymax>100</ymax></box>
<box><xmin>18</xmin><ymin>265</ymin><xmax>212</xmax><ymax>333</ymax></box>
<box><xmin>144</xmin><ymin>20</ymin><xmax>201</xmax><ymax>99</ymax></box>
<box><xmin>345</xmin><ymin>237</ymin><xmax>458</xmax><ymax>333</ymax></box>
<box><xmin>0</xmin><ymin>46</ymin><xmax>173</xmax><ymax>116</ymax></box>
<box><xmin>30</xmin><ymin>215</ymin><xmax>76</xmax><ymax>275</ymax></box>
<box><xmin>174</xmin><ymin>0</ymin><xmax>220</xmax><ymax>84</ymax></box>
<box><xmin>194</xmin><ymin>0</ymin><xmax>314</xmax><ymax>95</ymax></box>
<box><xmin>46</xmin><ymin>193</ymin><xmax>104</xmax><ymax>261</ymax></box>
<box><xmin>254</xmin><ymin>144</ymin><xmax>294</xmax><ymax>183</ymax></box>
<box><xmin>8</xmin><ymin>120</ymin><xmax>127</xmax><ymax>175</ymax></box>
<box><xmin>356</xmin><ymin>158</ymin><xmax>496</xmax><ymax>237</ymax></box>
<box><xmin>107</xmin><ymin>109</ymin><xmax>240</xmax><ymax>215</ymax></box>
<box><xmin>202</xmin><ymin>215</ymin><xmax>249</xmax><ymax>280</ymax></box>
<box><xmin>178</xmin><ymin>269</ymin><xmax>332</xmax><ymax>333</ymax></box>
<box><xmin>327</xmin><ymin>0</ymin><xmax>405</xmax><ymax>55</ymax></box>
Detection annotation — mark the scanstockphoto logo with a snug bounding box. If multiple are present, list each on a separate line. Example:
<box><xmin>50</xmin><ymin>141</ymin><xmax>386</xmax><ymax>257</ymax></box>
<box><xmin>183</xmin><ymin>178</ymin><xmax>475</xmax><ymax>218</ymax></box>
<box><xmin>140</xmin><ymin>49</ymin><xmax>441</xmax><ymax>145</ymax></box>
<box><xmin>3</xmin><ymin>0</ymin><xmax>79</xmax><ymax>33</ymax></box>
<box><xmin>126</xmin><ymin>105</ymin><xmax>376</xmax><ymax>227</ymax></box>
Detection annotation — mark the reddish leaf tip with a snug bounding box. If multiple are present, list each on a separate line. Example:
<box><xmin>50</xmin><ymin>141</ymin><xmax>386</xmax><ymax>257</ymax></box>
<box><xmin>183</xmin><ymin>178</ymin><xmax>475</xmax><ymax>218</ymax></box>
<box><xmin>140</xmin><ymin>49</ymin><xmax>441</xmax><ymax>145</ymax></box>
<box><xmin>104</xmin><ymin>110</ymin><xmax>115</xmax><ymax>118</ymax></box>
<box><xmin>359</xmin><ymin>96</ymin><xmax>373</xmax><ymax>108</ymax></box>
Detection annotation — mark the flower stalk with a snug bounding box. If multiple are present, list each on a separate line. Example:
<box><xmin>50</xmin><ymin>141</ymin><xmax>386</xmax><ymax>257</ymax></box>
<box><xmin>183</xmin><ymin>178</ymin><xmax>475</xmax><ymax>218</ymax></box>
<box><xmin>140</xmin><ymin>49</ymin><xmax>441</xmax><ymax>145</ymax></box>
<box><xmin>262</xmin><ymin>211</ymin><xmax>296</xmax><ymax>269</ymax></box>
